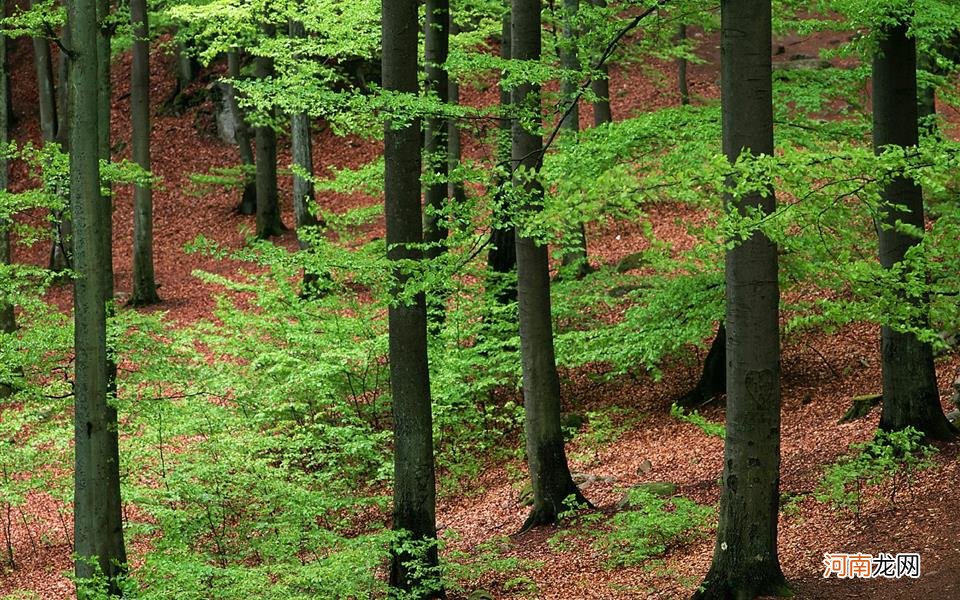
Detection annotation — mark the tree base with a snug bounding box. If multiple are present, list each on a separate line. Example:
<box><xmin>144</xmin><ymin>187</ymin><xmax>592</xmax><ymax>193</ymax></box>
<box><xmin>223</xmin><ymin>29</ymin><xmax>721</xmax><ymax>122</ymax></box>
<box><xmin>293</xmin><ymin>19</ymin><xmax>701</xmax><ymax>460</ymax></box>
<box><xmin>691</xmin><ymin>565</ymin><xmax>789</xmax><ymax>600</ymax></box>
<box><xmin>677</xmin><ymin>324</ymin><xmax>726</xmax><ymax>409</ymax></box>
<box><xmin>236</xmin><ymin>182</ymin><xmax>256</xmax><ymax>216</ymax></box>
<box><xmin>518</xmin><ymin>485</ymin><xmax>592</xmax><ymax>533</ymax></box>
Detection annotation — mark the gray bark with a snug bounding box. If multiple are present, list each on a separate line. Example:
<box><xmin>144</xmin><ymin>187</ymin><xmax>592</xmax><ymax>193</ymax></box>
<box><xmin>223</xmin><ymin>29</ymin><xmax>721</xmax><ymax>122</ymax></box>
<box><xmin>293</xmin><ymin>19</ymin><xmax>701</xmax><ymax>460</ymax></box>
<box><xmin>254</xmin><ymin>26</ymin><xmax>284</xmax><ymax>239</ymax></box>
<box><xmin>589</xmin><ymin>0</ymin><xmax>612</xmax><ymax>125</ymax></box>
<box><xmin>447</xmin><ymin>21</ymin><xmax>466</xmax><ymax>205</ymax></box>
<box><xmin>558</xmin><ymin>0</ymin><xmax>591</xmax><ymax>278</ymax></box>
<box><xmin>382</xmin><ymin>0</ymin><xmax>442</xmax><ymax>595</ymax></box>
<box><xmin>423</xmin><ymin>0</ymin><xmax>450</xmax><ymax>262</ymax></box>
<box><xmin>1</xmin><ymin>4</ymin><xmax>13</xmax><ymax>399</ymax></box>
<box><xmin>513</xmin><ymin>0</ymin><xmax>586</xmax><ymax>531</ymax></box>
<box><xmin>30</xmin><ymin>0</ymin><xmax>58</xmax><ymax>143</ymax></box>
<box><xmin>68</xmin><ymin>0</ymin><xmax>127</xmax><ymax>590</ymax></box>
<box><xmin>872</xmin><ymin>23</ymin><xmax>954</xmax><ymax>440</ymax></box>
<box><xmin>129</xmin><ymin>0</ymin><xmax>159</xmax><ymax>305</ymax></box>
<box><xmin>227</xmin><ymin>50</ymin><xmax>257</xmax><ymax>215</ymax></box>
<box><xmin>693</xmin><ymin>1</ymin><xmax>786</xmax><ymax>597</ymax></box>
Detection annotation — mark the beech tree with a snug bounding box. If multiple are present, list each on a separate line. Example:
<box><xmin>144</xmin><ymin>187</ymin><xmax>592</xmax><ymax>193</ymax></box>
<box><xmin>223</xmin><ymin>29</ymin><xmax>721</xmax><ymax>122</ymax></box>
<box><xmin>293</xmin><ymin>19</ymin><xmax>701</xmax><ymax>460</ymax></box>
<box><xmin>0</xmin><ymin>2</ymin><xmax>12</xmax><ymax>400</ymax></box>
<box><xmin>69</xmin><ymin>0</ymin><xmax>127</xmax><ymax>590</ymax></box>
<box><xmin>693</xmin><ymin>1</ymin><xmax>786</xmax><ymax>597</ymax></box>
<box><xmin>588</xmin><ymin>0</ymin><xmax>611</xmax><ymax>125</ymax></box>
<box><xmin>227</xmin><ymin>49</ymin><xmax>258</xmax><ymax>215</ymax></box>
<box><xmin>423</xmin><ymin>0</ymin><xmax>450</xmax><ymax>262</ymax></box>
<box><xmin>383</xmin><ymin>0</ymin><xmax>442</xmax><ymax>595</ymax></box>
<box><xmin>512</xmin><ymin>0</ymin><xmax>587</xmax><ymax>530</ymax></box>
<box><xmin>872</xmin><ymin>21</ymin><xmax>954</xmax><ymax>440</ymax></box>
<box><xmin>254</xmin><ymin>23</ymin><xmax>284</xmax><ymax>239</ymax></box>
<box><xmin>129</xmin><ymin>0</ymin><xmax>160</xmax><ymax>306</ymax></box>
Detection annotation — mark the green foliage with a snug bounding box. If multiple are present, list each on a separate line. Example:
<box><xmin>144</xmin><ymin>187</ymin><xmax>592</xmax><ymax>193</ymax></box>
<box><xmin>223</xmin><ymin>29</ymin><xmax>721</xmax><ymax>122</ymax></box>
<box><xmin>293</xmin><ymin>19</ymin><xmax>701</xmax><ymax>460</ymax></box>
<box><xmin>816</xmin><ymin>427</ymin><xmax>937</xmax><ymax>515</ymax></box>
<box><xmin>670</xmin><ymin>403</ymin><xmax>725</xmax><ymax>439</ymax></box>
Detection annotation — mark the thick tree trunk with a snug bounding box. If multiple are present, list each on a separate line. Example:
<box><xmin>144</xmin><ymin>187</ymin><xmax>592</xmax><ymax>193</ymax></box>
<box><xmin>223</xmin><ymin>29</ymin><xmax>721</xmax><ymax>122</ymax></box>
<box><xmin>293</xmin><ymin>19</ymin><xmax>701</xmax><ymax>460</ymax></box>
<box><xmin>422</xmin><ymin>0</ymin><xmax>450</xmax><ymax>261</ymax></box>
<box><xmin>227</xmin><ymin>50</ymin><xmax>257</xmax><ymax>215</ymax></box>
<box><xmin>68</xmin><ymin>0</ymin><xmax>127</xmax><ymax>591</ymax></box>
<box><xmin>513</xmin><ymin>0</ymin><xmax>587</xmax><ymax>531</ymax></box>
<box><xmin>129</xmin><ymin>0</ymin><xmax>159</xmax><ymax>306</ymax></box>
<box><xmin>0</xmin><ymin>8</ymin><xmax>13</xmax><ymax>399</ymax></box>
<box><xmin>30</xmin><ymin>0</ymin><xmax>58</xmax><ymax>143</ymax></box>
<box><xmin>589</xmin><ymin>0</ymin><xmax>612</xmax><ymax>126</ymax></box>
<box><xmin>693</xmin><ymin>2</ymin><xmax>786</xmax><ymax>598</ymax></box>
<box><xmin>487</xmin><ymin>3</ymin><xmax>517</xmax><ymax>303</ymax></box>
<box><xmin>254</xmin><ymin>25</ymin><xmax>284</xmax><ymax>239</ymax></box>
<box><xmin>382</xmin><ymin>0</ymin><xmax>442</xmax><ymax>595</ymax></box>
<box><xmin>872</xmin><ymin>23</ymin><xmax>954</xmax><ymax>441</ymax></box>
<box><xmin>678</xmin><ymin>23</ymin><xmax>690</xmax><ymax>106</ymax></box>
<box><xmin>557</xmin><ymin>0</ymin><xmax>591</xmax><ymax>279</ymax></box>
<box><xmin>96</xmin><ymin>0</ymin><xmax>113</xmax><ymax>294</ymax></box>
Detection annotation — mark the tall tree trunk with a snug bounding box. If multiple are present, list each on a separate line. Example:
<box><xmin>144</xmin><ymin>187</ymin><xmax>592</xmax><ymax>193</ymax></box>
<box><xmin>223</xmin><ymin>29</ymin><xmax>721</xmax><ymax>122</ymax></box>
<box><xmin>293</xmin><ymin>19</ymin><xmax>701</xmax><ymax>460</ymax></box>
<box><xmin>227</xmin><ymin>50</ymin><xmax>256</xmax><ymax>215</ymax></box>
<box><xmin>693</xmin><ymin>1</ymin><xmax>785</xmax><ymax>598</ymax></box>
<box><xmin>129</xmin><ymin>0</ymin><xmax>159</xmax><ymax>306</ymax></box>
<box><xmin>68</xmin><ymin>0</ymin><xmax>127</xmax><ymax>591</ymax></box>
<box><xmin>678</xmin><ymin>23</ymin><xmax>690</xmax><ymax>105</ymax></box>
<box><xmin>50</xmin><ymin>23</ymin><xmax>72</xmax><ymax>273</ymax></box>
<box><xmin>30</xmin><ymin>0</ymin><xmax>58</xmax><ymax>143</ymax></box>
<box><xmin>589</xmin><ymin>0</ymin><xmax>612</xmax><ymax>126</ymax></box>
<box><xmin>96</xmin><ymin>0</ymin><xmax>113</xmax><ymax>293</ymax></box>
<box><xmin>873</xmin><ymin>23</ymin><xmax>954</xmax><ymax>441</ymax></box>
<box><xmin>382</xmin><ymin>0</ymin><xmax>442</xmax><ymax>596</ymax></box>
<box><xmin>0</xmin><ymin>3</ymin><xmax>14</xmax><ymax>400</ymax></box>
<box><xmin>916</xmin><ymin>51</ymin><xmax>938</xmax><ymax>137</ymax></box>
<box><xmin>558</xmin><ymin>0</ymin><xmax>591</xmax><ymax>279</ymax></box>
<box><xmin>513</xmin><ymin>0</ymin><xmax>587</xmax><ymax>531</ymax></box>
<box><xmin>422</xmin><ymin>0</ymin><xmax>450</xmax><ymax>261</ymax></box>
<box><xmin>288</xmin><ymin>17</ymin><xmax>323</xmax><ymax>293</ymax></box>
<box><xmin>447</xmin><ymin>21</ymin><xmax>467</xmax><ymax>205</ymax></box>
<box><xmin>254</xmin><ymin>25</ymin><xmax>284</xmax><ymax>239</ymax></box>
<box><xmin>487</xmin><ymin>2</ymin><xmax>517</xmax><ymax>304</ymax></box>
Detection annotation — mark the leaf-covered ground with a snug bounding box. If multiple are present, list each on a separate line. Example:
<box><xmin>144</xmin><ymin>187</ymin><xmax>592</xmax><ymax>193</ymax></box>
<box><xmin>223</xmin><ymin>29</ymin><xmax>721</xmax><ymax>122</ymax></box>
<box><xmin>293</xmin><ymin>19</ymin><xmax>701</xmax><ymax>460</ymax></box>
<box><xmin>3</xmin><ymin>23</ymin><xmax>960</xmax><ymax>600</ymax></box>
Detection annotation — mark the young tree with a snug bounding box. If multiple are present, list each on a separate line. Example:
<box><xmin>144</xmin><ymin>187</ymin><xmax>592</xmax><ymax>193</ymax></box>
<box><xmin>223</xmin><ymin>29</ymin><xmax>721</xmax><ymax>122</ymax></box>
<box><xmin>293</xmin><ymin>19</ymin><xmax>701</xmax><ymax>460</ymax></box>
<box><xmin>227</xmin><ymin>50</ymin><xmax>257</xmax><ymax>215</ymax></box>
<box><xmin>423</xmin><ymin>0</ymin><xmax>450</xmax><ymax>261</ymax></box>
<box><xmin>254</xmin><ymin>23</ymin><xmax>284</xmax><ymax>239</ymax></box>
<box><xmin>692</xmin><ymin>1</ymin><xmax>786</xmax><ymax>597</ymax></box>
<box><xmin>382</xmin><ymin>0</ymin><xmax>442</xmax><ymax>595</ymax></box>
<box><xmin>513</xmin><ymin>0</ymin><xmax>587</xmax><ymax>530</ymax></box>
<box><xmin>68</xmin><ymin>0</ymin><xmax>127</xmax><ymax>590</ymax></box>
<box><xmin>872</xmin><ymin>22</ymin><xmax>954</xmax><ymax>440</ymax></box>
<box><xmin>447</xmin><ymin>19</ymin><xmax>467</xmax><ymax>206</ymax></box>
<box><xmin>588</xmin><ymin>0</ymin><xmax>611</xmax><ymax>125</ymax></box>
<box><xmin>0</xmin><ymin>1</ymin><xmax>13</xmax><ymax>400</ymax></box>
<box><xmin>29</xmin><ymin>0</ymin><xmax>58</xmax><ymax>143</ymax></box>
<box><xmin>129</xmin><ymin>0</ymin><xmax>160</xmax><ymax>306</ymax></box>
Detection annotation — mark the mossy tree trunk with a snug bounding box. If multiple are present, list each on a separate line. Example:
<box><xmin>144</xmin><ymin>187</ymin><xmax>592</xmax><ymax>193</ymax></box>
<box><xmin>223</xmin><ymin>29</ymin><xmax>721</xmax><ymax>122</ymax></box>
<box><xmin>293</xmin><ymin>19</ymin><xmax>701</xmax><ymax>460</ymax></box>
<box><xmin>129</xmin><ymin>0</ymin><xmax>159</xmax><ymax>306</ymax></box>
<box><xmin>513</xmin><ymin>0</ymin><xmax>587</xmax><ymax>531</ymax></box>
<box><xmin>693</xmin><ymin>1</ymin><xmax>786</xmax><ymax>597</ymax></box>
<box><xmin>68</xmin><ymin>0</ymin><xmax>127</xmax><ymax>591</ymax></box>
<box><xmin>382</xmin><ymin>0</ymin><xmax>443</xmax><ymax>595</ymax></box>
<box><xmin>254</xmin><ymin>24</ymin><xmax>284</xmax><ymax>239</ymax></box>
<box><xmin>872</xmin><ymin>22</ymin><xmax>954</xmax><ymax>441</ymax></box>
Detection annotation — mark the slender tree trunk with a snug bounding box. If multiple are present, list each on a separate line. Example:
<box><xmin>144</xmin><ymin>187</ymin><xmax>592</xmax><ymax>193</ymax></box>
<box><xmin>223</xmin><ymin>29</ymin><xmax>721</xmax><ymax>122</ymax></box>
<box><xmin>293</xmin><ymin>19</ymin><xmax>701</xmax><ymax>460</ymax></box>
<box><xmin>382</xmin><ymin>0</ymin><xmax>442</xmax><ymax>595</ymax></box>
<box><xmin>30</xmin><ymin>0</ymin><xmax>58</xmax><ymax>142</ymax></box>
<box><xmin>693</xmin><ymin>2</ymin><xmax>785</xmax><ymax>598</ymax></box>
<box><xmin>254</xmin><ymin>25</ymin><xmax>284</xmax><ymax>239</ymax></box>
<box><xmin>916</xmin><ymin>51</ymin><xmax>938</xmax><ymax>137</ymax></box>
<box><xmin>166</xmin><ymin>41</ymin><xmax>199</xmax><ymax>111</ymax></box>
<box><xmin>227</xmin><ymin>50</ymin><xmax>257</xmax><ymax>215</ymax></box>
<box><xmin>0</xmin><ymin>4</ymin><xmax>14</xmax><ymax>400</ymax></box>
<box><xmin>423</xmin><ymin>0</ymin><xmax>450</xmax><ymax>262</ymax></box>
<box><xmin>50</xmin><ymin>24</ymin><xmax>72</xmax><ymax>273</ymax></box>
<box><xmin>447</xmin><ymin>21</ymin><xmax>467</xmax><ymax>205</ymax></box>
<box><xmin>487</xmin><ymin>3</ymin><xmax>517</xmax><ymax>304</ymax></box>
<box><xmin>129</xmin><ymin>0</ymin><xmax>159</xmax><ymax>306</ymax></box>
<box><xmin>589</xmin><ymin>0</ymin><xmax>612</xmax><ymax>126</ymax></box>
<box><xmin>678</xmin><ymin>23</ymin><xmax>690</xmax><ymax>105</ymax></box>
<box><xmin>513</xmin><ymin>0</ymin><xmax>587</xmax><ymax>531</ymax></box>
<box><xmin>558</xmin><ymin>0</ymin><xmax>591</xmax><ymax>279</ymax></box>
<box><xmin>873</xmin><ymin>23</ymin><xmax>954</xmax><ymax>441</ymax></box>
<box><xmin>289</xmin><ymin>18</ymin><xmax>323</xmax><ymax>293</ymax></box>
<box><xmin>69</xmin><ymin>0</ymin><xmax>127</xmax><ymax>591</ymax></box>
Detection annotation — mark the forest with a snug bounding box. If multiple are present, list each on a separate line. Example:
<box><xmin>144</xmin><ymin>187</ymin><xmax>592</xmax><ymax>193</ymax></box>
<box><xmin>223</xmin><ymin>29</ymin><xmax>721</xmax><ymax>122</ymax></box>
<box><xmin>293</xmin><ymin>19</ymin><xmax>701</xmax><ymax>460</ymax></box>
<box><xmin>1</xmin><ymin>0</ymin><xmax>960</xmax><ymax>598</ymax></box>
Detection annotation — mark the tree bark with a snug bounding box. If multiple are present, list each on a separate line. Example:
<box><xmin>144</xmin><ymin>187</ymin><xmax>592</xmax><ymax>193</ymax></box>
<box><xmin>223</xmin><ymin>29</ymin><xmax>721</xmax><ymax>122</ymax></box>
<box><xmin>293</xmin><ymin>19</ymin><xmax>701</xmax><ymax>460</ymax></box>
<box><xmin>513</xmin><ymin>0</ymin><xmax>587</xmax><ymax>531</ymax></box>
<box><xmin>677</xmin><ymin>323</ymin><xmax>726</xmax><ymax>408</ymax></box>
<box><xmin>254</xmin><ymin>25</ymin><xmax>284</xmax><ymax>239</ymax></box>
<box><xmin>129</xmin><ymin>0</ymin><xmax>159</xmax><ymax>306</ymax></box>
<box><xmin>678</xmin><ymin>23</ymin><xmax>690</xmax><ymax>106</ymax></box>
<box><xmin>872</xmin><ymin>23</ymin><xmax>954</xmax><ymax>441</ymax></box>
<box><xmin>423</xmin><ymin>0</ymin><xmax>450</xmax><ymax>261</ymax></box>
<box><xmin>382</xmin><ymin>0</ymin><xmax>442</xmax><ymax>595</ymax></box>
<box><xmin>589</xmin><ymin>0</ymin><xmax>612</xmax><ymax>126</ymax></box>
<box><xmin>693</xmin><ymin>1</ymin><xmax>786</xmax><ymax>598</ymax></box>
<box><xmin>49</xmin><ymin>23</ymin><xmax>72</xmax><ymax>273</ymax></box>
<box><xmin>487</xmin><ymin>2</ymin><xmax>517</xmax><ymax>304</ymax></box>
<box><xmin>68</xmin><ymin>0</ymin><xmax>127</xmax><ymax>591</ymax></box>
<box><xmin>30</xmin><ymin>0</ymin><xmax>58</xmax><ymax>143</ymax></box>
<box><xmin>558</xmin><ymin>0</ymin><xmax>591</xmax><ymax>279</ymax></box>
<box><xmin>227</xmin><ymin>50</ymin><xmax>257</xmax><ymax>215</ymax></box>
<box><xmin>447</xmin><ymin>21</ymin><xmax>467</xmax><ymax>205</ymax></box>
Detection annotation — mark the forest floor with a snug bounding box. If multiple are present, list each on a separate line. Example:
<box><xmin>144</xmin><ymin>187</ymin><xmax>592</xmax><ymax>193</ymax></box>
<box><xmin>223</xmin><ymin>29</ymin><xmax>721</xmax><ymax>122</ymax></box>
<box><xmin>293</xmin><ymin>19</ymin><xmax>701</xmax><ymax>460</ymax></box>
<box><xmin>3</xmin><ymin>19</ymin><xmax>960</xmax><ymax>600</ymax></box>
